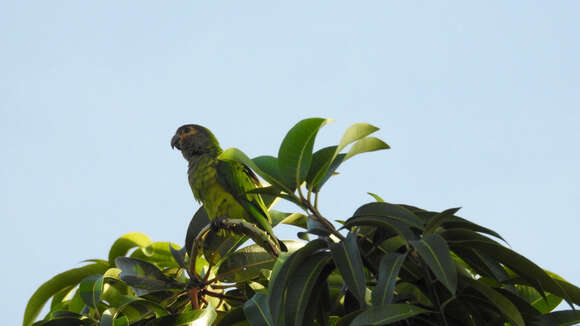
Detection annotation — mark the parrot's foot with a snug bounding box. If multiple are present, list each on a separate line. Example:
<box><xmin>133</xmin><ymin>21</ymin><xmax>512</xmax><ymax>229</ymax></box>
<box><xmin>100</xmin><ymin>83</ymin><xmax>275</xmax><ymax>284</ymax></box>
<box><xmin>210</xmin><ymin>216</ymin><xmax>229</xmax><ymax>232</ymax></box>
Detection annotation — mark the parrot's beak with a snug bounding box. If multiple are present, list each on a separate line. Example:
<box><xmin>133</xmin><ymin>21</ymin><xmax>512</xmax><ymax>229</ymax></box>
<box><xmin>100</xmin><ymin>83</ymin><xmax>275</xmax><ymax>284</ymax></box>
<box><xmin>171</xmin><ymin>134</ymin><xmax>181</xmax><ymax>150</ymax></box>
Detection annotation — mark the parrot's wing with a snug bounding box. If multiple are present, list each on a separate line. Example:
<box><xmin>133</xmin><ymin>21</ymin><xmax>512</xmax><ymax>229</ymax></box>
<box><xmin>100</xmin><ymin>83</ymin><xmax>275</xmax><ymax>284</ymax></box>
<box><xmin>216</xmin><ymin>160</ymin><xmax>273</xmax><ymax>233</ymax></box>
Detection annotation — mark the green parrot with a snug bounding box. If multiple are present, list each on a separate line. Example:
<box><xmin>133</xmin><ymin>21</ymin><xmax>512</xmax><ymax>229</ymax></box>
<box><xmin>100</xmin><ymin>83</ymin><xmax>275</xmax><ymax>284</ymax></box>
<box><xmin>171</xmin><ymin>124</ymin><xmax>286</xmax><ymax>254</ymax></box>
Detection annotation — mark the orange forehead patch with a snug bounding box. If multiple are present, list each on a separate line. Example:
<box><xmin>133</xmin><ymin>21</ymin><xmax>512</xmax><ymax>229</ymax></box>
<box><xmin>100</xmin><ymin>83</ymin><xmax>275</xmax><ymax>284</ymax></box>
<box><xmin>179</xmin><ymin>127</ymin><xmax>198</xmax><ymax>140</ymax></box>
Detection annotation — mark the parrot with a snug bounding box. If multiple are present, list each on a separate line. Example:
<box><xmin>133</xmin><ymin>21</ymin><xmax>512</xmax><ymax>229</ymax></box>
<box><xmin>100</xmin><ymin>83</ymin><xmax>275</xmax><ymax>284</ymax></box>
<box><xmin>171</xmin><ymin>124</ymin><xmax>286</xmax><ymax>255</ymax></box>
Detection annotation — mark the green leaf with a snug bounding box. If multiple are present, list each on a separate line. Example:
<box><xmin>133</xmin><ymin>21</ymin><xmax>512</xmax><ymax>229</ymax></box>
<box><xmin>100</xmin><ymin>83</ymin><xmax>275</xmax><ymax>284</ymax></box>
<box><xmin>100</xmin><ymin>309</ymin><xmax>129</xmax><ymax>326</ymax></box>
<box><xmin>278</xmin><ymin>117</ymin><xmax>331</xmax><ymax>190</ymax></box>
<box><xmin>269</xmin><ymin>239</ymin><xmax>328</xmax><ymax>324</ymax></box>
<box><xmin>307</xmin><ymin>216</ymin><xmax>331</xmax><ymax>236</ymax></box>
<box><xmin>312</xmin><ymin>153</ymin><xmax>346</xmax><ymax>193</ymax></box>
<box><xmin>424</xmin><ymin>207</ymin><xmax>461</xmax><ymax>235</ymax></box>
<box><xmin>372</xmin><ymin>253</ymin><xmax>407</xmax><ymax>306</ymax></box>
<box><xmin>331</xmin><ymin>233</ymin><xmax>367</xmax><ymax>307</ymax></box>
<box><xmin>343</xmin><ymin>137</ymin><xmax>390</xmax><ymax>161</ymax></box>
<box><xmin>284</xmin><ymin>251</ymin><xmax>332</xmax><ymax>326</ymax></box>
<box><xmin>464</xmin><ymin>277</ymin><xmax>525</xmax><ymax>326</ymax></box>
<box><xmin>185</xmin><ymin>206</ymin><xmax>210</xmax><ymax>254</ymax></box>
<box><xmin>244</xmin><ymin>293</ymin><xmax>274</xmax><ymax>326</ymax></box>
<box><xmin>410</xmin><ymin>234</ymin><xmax>457</xmax><ymax>294</ymax></box>
<box><xmin>147</xmin><ymin>303</ymin><xmax>217</xmax><ymax>326</ymax></box>
<box><xmin>529</xmin><ymin>310</ymin><xmax>580</xmax><ymax>326</ymax></box>
<box><xmin>79</xmin><ymin>274</ymin><xmax>104</xmax><ymax>308</ymax></box>
<box><xmin>108</xmin><ymin>232</ymin><xmax>152</xmax><ymax>265</ymax></box>
<box><xmin>349</xmin><ymin>304</ymin><xmax>428</xmax><ymax>326</ymax></box>
<box><xmin>306</xmin><ymin>145</ymin><xmax>337</xmax><ymax>191</ymax></box>
<box><xmin>253</xmin><ymin>156</ymin><xmax>283</xmax><ymax>184</ymax></box>
<box><xmin>442</xmin><ymin>229</ymin><xmax>558</xmax><ymax>299</ymax></box>
<box><xmin>270</xmin><ymin>210</ymin><xmax>307</xmax><ymax>229</ymax></box>
<box><xmin>515</xmin><ymin>284</ymin><xmax>562</xmax><ymax>314</ymax></box>
<box><xmin>219</xmin><ymin>147</ymin><xmax>292</xmax><ymax>194</ymax></box>
<box><xmin>216</xmin><ymin>241</ymin><xmax>304</xmax><ymax>283</ymax></box>
<box><xmin>130</xmin><ymin>242</ymin><xmax>182</xmax><ymax>268</ymax></box>
<box><xmin>215</xmin><ymin>307</ymin><xmax>247</xmax><ymax>326</ymax></box>
<box><xmin>395</xmin><ymin>282</ymin><xmax>433</xmax><ymax>307</ymax></box>
<box><xmin>337</xmin><ymin>123</ymin><xmax>380</xmax><ymax>153</ymax></box>
<box><xmin>115</xmin><ymin>257</ymin><xmax>183</xmax><ymax>295</ymax></box>
<box><xmin>367</xmin><ymin>192</ymin><xmax>384</xmax><ymax>202</ymax></box>
<box><xmin>345</xmin><ymin>202</ymin><xmax>423</xmax><ymax>241</ymax></box>
<box><xmin>307</xmin><ymin>122</ymin><xmax>381</xmax><ymax>191</ymax></box>
<box><xmin>23</xmin><ymin>263</ymin><xmax>108</xmax><ymax>326</ymax></box>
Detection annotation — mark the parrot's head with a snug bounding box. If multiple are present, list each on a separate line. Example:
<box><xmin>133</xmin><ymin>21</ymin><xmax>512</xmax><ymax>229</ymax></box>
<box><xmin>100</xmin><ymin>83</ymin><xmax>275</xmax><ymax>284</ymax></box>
<box><xmin>171</xmin><ymin>124</ymin><xmax>222</xmax><ymax>159</ymax></box>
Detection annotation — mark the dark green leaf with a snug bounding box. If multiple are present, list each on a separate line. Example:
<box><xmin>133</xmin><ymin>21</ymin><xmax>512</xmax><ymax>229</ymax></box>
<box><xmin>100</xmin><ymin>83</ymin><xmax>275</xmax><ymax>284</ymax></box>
<box><xmin>169</xmin><ymin>245</ymin><xmax>187</xmax><ymax>269</ymax></box>
<box><xmin>424</xmin><ymin>207</ymin><xmax>461</xmax><ymax>235</ymax></box>
<box><xmin>464</xmin><ymin>277</ymin><xmax>525</xmax><ymax>326</ymax></box>
<box><xmin>79</xmin><ymin>274</ymin><xmax>104</xmax><ymax>307</ymax></box>
<box><xmin>307</xmin><ymin>216</ymin><xmax>331</xmax><ymax>236</ymax></box>
<box><xmin>395</xmin><ymin>282</ymin><xmax>433</xmax><ymax>307</ymax></box>
<box><xmin>269</xmin><ymin>239</ymin><xmax>328</xmax><ymax>323</ymax></box>
<box><xmin>216</xmin><ymin>241</ymin><xmax>304</xmax><ymax>283</ymax></box>
<box><xmin>331</xmin><ymin>233</ymin><xmax>367</xmax><ymax>307</ymax></box>
<box><xmin>23</xmin><ymin>263</ymin><xmax>108</xmax><ymax>326</ymax></box>
<box><xmin>185</xmin><ymin>206</ymin><xmax>210</xmax><ymax>254</ymax></box>
<box><xmin>284</xmin><ymin>251</ymin><xmax>332</xmax><ymax>326</ymax></box>
<box><xmin>115</xmin><ymin>257</ymin><xmax>183</xmax><ymax>295</ymax></box>
<box><xmin>372</xmin><ymin>253</ymin><xmax>407</xmax><ymax>306</ymax></box>
<box><xmin>346</xmin><ymin>202</ymin><xmax>423</xmax><ymax>241</ymax></box>
<box><xmin>108</xmin><ymin>232</ymin><xmax>152</xmax><ymax>265</ymax></box>
<box><xmin>244</xmin><ymin>293</ymin><xmax>274</xmax><ymax>326</ymax></box>
<box><xmin>216</xmin><ymin>307</ymin><xmax>247</xmax><ymax>326</ymax></box>
<box><xmin>278</xmin><ymin>117</ymin><xmax>331</xmax><ymax>190</ymax></box>
<box><xmin>529</xmin><ymin>310</ymin><xmax>580</xmax><ymax>326</ymax></box>
<box><xmin>349</xmin><ymin>304</ymin><xmax>428</xmax><ymax>326</ymax></box>
<box><xmin>306</xmin><ymin>145</ymin><xmax>337</xmax><ymax>191</ymax></box>
<box><xmin>442</xmin><ymin>229</ymin><xmax>559</xmax><ymax>299</ymax></box>
<box><xmin>410</xmin><ymin>234</ymin><xmax>457</xmax><ymax>294</ymax></box>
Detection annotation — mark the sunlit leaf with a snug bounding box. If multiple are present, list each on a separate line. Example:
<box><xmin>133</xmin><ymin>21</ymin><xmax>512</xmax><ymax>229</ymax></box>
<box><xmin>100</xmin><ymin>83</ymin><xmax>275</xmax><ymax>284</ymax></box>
<box><xmin>23</xmin><ymin>263</ymin><xmax>108</xmax><ymax>326</ymax></box>
<box><xmin>278</xmin><ymin>118</ymin><xmax>331</xmax><ymax>190</ymax></box>
<box><xmin>108</xmin><ymin>232</ymin><xmax>152</xmax><ymax>265</ymax></box>
<box><xmin>343</xmin><ymin>137</ymin><xmax>390</xmax><ymax>161</ymax></box>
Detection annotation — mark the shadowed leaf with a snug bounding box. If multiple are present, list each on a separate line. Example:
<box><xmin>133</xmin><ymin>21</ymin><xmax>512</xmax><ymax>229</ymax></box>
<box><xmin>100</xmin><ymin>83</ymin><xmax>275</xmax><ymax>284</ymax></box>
<box><xmin>411</xmin><ymin>234</ymin><xmax>457</xmax><ymax>294</ymax></box>
<box><xmin>331</xmin><ymin>233</ymin><xmax>367</xmax><ymax>307</ymax></box>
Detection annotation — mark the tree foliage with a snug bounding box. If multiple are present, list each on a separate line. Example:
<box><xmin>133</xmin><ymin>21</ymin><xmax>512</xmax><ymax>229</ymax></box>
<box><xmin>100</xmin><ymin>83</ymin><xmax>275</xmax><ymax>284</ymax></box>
<box><xmin>25</xmin><ymin>118</ymin><xmax>580</xmax><ymax>326</ymax></box>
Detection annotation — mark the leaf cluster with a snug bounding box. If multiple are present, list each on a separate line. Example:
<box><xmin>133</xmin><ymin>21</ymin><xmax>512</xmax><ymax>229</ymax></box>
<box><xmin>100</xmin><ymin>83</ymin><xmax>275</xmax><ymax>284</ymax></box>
<box><xmin>24</xmin><ymin>118</ymin><xmax>580</xmax><ymax>326</ymax></box>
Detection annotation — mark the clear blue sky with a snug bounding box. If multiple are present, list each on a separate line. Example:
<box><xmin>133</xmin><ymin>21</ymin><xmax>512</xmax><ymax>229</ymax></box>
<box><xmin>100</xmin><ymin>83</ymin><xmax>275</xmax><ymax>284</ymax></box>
<box><xmin>2</xmin><ymin>2</ymin><xmax>579</xmax><ymax>324</ymax></box>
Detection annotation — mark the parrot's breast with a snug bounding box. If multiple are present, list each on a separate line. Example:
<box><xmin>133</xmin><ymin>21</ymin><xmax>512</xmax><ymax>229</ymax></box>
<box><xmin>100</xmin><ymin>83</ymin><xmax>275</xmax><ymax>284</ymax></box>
<box><xmin>188</xmin><ymin>156</ymin><xmax>245</xmax><ymax>220</ymax></box>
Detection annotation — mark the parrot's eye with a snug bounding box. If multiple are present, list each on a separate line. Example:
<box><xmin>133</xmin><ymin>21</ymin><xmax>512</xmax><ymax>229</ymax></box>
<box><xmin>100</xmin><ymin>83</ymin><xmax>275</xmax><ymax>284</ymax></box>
<box><xmin>183</xmin><ymin>127</ymin><xmax>190</xmax><ymax>134</ymax></box>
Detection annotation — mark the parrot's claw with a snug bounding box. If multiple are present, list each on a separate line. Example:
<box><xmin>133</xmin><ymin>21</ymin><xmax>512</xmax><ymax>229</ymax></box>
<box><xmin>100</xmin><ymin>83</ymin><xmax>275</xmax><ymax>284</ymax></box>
<box><xmin>210</xmin><ymin>216</ymin><xmax>228</xmax><ymax>232</ymax></box>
